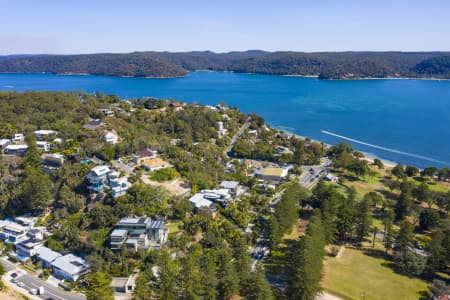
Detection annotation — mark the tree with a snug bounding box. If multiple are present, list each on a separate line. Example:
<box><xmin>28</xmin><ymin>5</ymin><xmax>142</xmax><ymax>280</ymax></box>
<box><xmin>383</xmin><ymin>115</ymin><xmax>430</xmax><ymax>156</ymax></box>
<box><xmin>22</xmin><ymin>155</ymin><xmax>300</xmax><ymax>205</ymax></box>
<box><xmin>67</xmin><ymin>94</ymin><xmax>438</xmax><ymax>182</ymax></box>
<box><xmin>216</xmin><ymin>249</ymin><xmax>239</xmax><ymax>300</ymax></box>
<box><xmin>23</xmin><ymin>133</ymin><xmax>41</xmax><ymax>169</ymax></box>
<box><xmin>156</xmin><ymin>250</ymin><xmax>178</xmax><ymax>300</ymax></box>
<box><xmin>133</xmin><ymin>272</ymin><xmax>152</xmax><ymax>300</ymax></box>
<box><xmin>394</xmin><ymin>221</ymin><xmax>414</xmax><ymax>253</ymax></box>
<box><xmin>355</xmin><ymin>198</ymin><xmax>373</xmax><ymax>243</ymax></box>
<box><xmin>200</xmin><ymin>250</ymin><xmax>218</xmax><ymax>300</ymax></box>
<box><xmin>422</xmin><ymin>167</ymin><xmax>438</xmax><ymax>177</ymax></box>
<box><xmin>419</xmin><ymin>209</ymin><xmax>440</xmax><ymax>230</ymax></box>
<box><xmin>288</xmin><ymin>214</ymin><xmax>325</xmax><ymax>300</ymax></box>
<box><xmin>241</xmin><ymin>266</ymin><xmax>274</xmax><ymax>300</ymax></box>
<box><xmin>395</xmin><ymin>186</ymin><xmax>412</xmax><ymax>220</ymax></box>
<box><xmin>427</xmin><ymin>229</ymin><xmax>450</xmax><ymax>273</ymax></box>
<box><xmin>394</xmin><ymin>249</ymin><xmax>426</xmax><ymax>276</ymax></box>
<box><xmin>373</xmin><ymin>158</ymin><xmax>384</xmax><ymax>169</ymax></box>
<box><xmin>22</xmin><ymin>167</ymin><xmax>53</xmax><ymax>211</ymax></box>
<box><xmin>0</xmin><ymin>261</ymin><xmax>5</xmax><ymax>278</ymax></box>
<box><xmin>178</xmin><ymin>250</ymin><xmax>202</xmax><ymax>300</ymax></box>
<box><xmin>405</xmin><ymin>166</ymin><xmax>419</xmax><ymax>177</ymax></box>
<box><xmin>391</xmin><ymin>164</ymin><xmax>406</xmax><ymax>179</ymax></box>
<box><xmin>85</xmin><ymin>272</ymin><xmax>113</xmax><ymax>300</ymax></box>
<box><xmin>346</xmin><ymin>159</ymin><xmax>369</xmax><ymax>178</ymax></box>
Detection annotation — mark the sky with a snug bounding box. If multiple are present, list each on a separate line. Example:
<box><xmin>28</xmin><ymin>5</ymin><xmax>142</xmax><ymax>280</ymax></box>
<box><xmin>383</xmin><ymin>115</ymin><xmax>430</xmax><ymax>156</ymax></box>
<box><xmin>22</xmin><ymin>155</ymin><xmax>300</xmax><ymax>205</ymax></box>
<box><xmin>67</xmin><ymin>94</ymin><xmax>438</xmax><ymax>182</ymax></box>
<box><xmin>1</xmin><ymin>0</ymin><xmax>449</xmax><ymax>54</ymax></box>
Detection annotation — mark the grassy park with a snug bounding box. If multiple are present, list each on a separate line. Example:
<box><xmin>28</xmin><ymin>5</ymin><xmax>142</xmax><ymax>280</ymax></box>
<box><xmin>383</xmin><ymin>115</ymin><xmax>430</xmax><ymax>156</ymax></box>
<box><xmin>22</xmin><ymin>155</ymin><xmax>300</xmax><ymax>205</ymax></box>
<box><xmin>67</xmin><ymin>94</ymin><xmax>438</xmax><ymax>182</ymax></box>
<box><xmin>322</xmin><ymin>248</ymin><xmax>428</xmax><ymax>300</ymax></box>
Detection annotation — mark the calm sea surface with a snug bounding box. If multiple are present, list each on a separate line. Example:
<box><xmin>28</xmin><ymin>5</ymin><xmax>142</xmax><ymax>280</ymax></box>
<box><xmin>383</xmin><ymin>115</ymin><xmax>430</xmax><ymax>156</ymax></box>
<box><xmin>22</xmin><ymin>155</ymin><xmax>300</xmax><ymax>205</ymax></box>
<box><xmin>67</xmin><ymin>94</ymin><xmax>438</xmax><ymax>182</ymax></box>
<box><xmin>1</xmin><ymin>71</ymin><xmax>449</xmax><ymax>168</ymax></box>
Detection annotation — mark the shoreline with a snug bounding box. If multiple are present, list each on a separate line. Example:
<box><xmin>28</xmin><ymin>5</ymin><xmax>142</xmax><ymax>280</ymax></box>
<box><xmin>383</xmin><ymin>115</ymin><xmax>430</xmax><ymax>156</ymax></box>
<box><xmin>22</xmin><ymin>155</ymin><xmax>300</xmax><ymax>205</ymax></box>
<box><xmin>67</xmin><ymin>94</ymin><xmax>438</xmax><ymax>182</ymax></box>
<box><xmin>2</xmin><ymin>71</ymin><xmax>450</xmax><ymax>81</ymax></box>
<box><xmin>275</xmin><ymin>127</ymin><xmax>397</xmax><ymax>168</ymax></box>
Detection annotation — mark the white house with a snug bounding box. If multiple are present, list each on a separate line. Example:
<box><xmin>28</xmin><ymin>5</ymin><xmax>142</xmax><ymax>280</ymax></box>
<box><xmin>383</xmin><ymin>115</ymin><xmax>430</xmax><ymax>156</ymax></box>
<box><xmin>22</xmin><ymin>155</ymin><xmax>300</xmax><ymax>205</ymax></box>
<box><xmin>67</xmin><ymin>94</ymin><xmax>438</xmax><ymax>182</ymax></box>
<box><xmin>219</xmin><ymin>181</ymin><xmax>242</xmax><ymax>197</ymax></box>
<box><xmin>0</xmin><ymin>222</ymin><xmax>28</xmax><ymax>244</ymax></box>
<box><xmin>0</xmin><ymin>139</ymin><xmax>11</xmax><ymax>153</ymax></box>
<box><xmin>4</xmin><ymin>144</ymin><xmax>28</xmax><ymax>156</ymax></box>
<box><xmin>86</xmin><ymin>165</ymin><xmax>111</xmax><ymax>192</ymax></box>
<box><xmin>110</xmin><ymin>177</ymin><xmax>132</xmax><ymax>198</ymax></box>
<box><xmin>36</xmin><ymin>141</ymin><xmax>51</xmax><ymax>152</ymax></box>
<box><xmin>34</xmin><ymin>130</ymin><xmax>57</xmax><ymax>140</ymax></box>
<box><xmin>12</xmin><ymin>133</ymin><xmax>24</xmax><ymax>142</ymax></box>
<box><xmin>103</xmin><ymin>130</ymin><xmax>119</xmax><ymax>144</ymax></box>
<box><xmin>141</xmin><ymin>157</ymin><xmax>172</xmax><ymax>172</ymax></box>
<box><xmin>52</xmin><ymin>254</ymin><xmax>90</xmax><ymax>282</ymax></box>
<box><xmin>324</xmin><ymin>173</ymin><xmax>339</xmax><ymax>183</ymax></box>
<box><xmin>35</xmin><ymin>246</ymin><xmax>62</xmax><ymax>269</ymax></box>
<box><xmin>16</xmin><ymin>238</ymin><xmax>44</xmax><ymax>258</ymax></box>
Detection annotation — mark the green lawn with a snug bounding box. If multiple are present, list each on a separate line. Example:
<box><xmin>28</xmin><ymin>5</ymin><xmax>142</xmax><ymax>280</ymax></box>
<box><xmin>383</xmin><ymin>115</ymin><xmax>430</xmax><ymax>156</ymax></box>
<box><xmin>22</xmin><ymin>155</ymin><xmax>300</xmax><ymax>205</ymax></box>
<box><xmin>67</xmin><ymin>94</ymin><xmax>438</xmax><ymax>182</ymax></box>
<box><xmin>322</xmin><ymin>248</ymin><xmax>428</xmax><ymax>300</ymax></box>
<box><xmin>167</xmin><ymin>221</ymin><xmax>182</xmax><ymax>234</ymax></box>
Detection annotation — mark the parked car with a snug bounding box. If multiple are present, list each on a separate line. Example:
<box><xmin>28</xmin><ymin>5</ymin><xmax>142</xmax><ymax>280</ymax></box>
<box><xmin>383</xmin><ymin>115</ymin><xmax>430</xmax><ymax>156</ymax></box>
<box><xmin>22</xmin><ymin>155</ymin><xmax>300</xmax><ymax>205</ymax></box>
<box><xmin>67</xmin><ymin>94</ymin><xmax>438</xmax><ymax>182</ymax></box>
<box><xmin>30</xmin><ymin>288</ymin><xmax>38</xmax><ymax>295</ymax></box>
<box><xmin>17</xmin><ymin>282</ymin><xmax>25</xmax><ymax>287</ymax></box>
<box><xmin>11</xmin><ymin>278</ymin><xmax>17</xmax><ymax>283</ymax></box>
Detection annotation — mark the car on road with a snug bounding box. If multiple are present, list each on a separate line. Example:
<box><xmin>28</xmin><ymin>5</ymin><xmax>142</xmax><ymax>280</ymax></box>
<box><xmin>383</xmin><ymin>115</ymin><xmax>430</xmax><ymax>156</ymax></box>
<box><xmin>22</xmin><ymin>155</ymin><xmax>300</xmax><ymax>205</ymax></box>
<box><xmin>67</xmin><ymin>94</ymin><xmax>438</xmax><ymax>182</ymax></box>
<box><xmin>11</xmin><ymin>272</ymin><xmax>18</xmax><ymax>278</ymax></box>
<box><xmin>11</xmin><ymin>278</ymin><xmax>17</xmax><ymax>283</ymax></box>
<box><xmin>17</xmin><ymin>281</ymin><xmax>25</xmax><ymax>287</ymax></box>
<box><xmin>30</xmin><ymin>288</ymin><xmax>38</xmax><ymax>295</ymax></box>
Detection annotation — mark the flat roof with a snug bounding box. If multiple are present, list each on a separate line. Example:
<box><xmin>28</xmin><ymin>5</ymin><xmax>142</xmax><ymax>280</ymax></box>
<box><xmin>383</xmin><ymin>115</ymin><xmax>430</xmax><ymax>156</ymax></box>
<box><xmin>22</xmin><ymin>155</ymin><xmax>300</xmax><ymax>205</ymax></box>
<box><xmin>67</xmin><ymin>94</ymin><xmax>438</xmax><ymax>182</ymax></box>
<box><xmin>111</xmin><ymin>229</ymin><xmax>128</xmax><ymax>237</ymax></box>
<box><xmin>5</xmin><ymin>144</ymin><xmax>28</xmax><ymax>150</ymax></box>
<box><xmin>261</xmin><ymin>167</ymin><xmax>288</xmax><ymax>177</ymax></box>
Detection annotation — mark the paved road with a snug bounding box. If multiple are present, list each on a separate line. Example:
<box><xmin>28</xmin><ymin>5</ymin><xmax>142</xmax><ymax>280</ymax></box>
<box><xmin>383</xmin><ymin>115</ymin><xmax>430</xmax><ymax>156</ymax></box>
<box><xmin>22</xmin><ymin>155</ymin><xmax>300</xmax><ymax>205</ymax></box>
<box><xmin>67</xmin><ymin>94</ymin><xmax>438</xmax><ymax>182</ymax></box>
<box><xmin>299</xmin><ymin>158</ymin><xmax>332</xmax><ymax>188</ymax></box>
<box><xmin>1</xmin><ymin>257</ymin><xmax>85</xmax><ymax>300</ymax></box>
<box><xmin>225</xmin><ymin>116</ymin><xmax>251</xmax><ymax>156</ymax></box>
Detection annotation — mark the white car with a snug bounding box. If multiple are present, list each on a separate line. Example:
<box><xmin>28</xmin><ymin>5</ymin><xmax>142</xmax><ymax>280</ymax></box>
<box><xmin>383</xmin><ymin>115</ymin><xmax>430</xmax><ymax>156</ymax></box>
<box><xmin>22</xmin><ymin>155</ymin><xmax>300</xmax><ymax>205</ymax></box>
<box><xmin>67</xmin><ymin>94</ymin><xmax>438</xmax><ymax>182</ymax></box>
<box><xmin>17</xmin><ymin>282</ymin><xmax>25</xmax><ymax>287</ymax></box>
<box><xmin>29</xmin><ymin>288</ymin><xmax>38</xmax><ymax>295</ymax></box>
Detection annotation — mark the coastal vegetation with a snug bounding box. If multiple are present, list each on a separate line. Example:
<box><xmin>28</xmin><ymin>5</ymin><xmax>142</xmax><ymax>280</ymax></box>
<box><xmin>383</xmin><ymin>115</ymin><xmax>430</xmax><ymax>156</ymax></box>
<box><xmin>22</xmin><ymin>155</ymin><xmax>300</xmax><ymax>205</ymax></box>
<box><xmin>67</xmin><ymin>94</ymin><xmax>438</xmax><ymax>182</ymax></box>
<box><xmin>1</xmin><ymin>51</ymin><xmax>450</xmax><ymax>79</ymax></box>
<box><xmin>0</xmin><ymin>91</ymin><xmax>448</xmax><ymax>299</ymax></box>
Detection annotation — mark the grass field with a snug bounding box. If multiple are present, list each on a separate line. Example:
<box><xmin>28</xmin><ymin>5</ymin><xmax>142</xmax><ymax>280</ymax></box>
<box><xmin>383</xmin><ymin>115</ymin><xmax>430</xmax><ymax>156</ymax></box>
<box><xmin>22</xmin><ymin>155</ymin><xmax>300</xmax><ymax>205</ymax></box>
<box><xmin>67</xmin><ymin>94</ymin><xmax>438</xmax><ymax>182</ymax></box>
<box><xmin>167</xmin><ymin>221</ymin><xmax>182</xmax><ymax>234</ymax></box>
<box><xmin>322</xmin><ymin>248</ymin><xmax>428</xmax><ymax>300</ymax></box>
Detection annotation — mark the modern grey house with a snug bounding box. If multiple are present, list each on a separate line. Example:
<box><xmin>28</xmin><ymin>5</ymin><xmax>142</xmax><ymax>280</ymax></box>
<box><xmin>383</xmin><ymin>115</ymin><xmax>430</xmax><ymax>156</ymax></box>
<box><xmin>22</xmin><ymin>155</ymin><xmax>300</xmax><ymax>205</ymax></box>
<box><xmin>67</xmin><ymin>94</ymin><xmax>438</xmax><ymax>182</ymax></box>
<box><xmin>110</xmin><ymin>217</ymin><xmax>168</xmax><ymax>251</ymax></box>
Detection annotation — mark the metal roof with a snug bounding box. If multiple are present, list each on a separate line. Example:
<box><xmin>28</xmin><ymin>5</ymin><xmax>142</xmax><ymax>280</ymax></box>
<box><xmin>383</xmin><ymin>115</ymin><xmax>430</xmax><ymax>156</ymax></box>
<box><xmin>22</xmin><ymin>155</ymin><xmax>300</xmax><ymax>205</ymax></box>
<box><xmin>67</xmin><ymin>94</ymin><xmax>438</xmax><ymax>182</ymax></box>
<box><xmin>35</xmin><ymin>246</ymin><xmax>62</xmax><ymax>263</ymax></box>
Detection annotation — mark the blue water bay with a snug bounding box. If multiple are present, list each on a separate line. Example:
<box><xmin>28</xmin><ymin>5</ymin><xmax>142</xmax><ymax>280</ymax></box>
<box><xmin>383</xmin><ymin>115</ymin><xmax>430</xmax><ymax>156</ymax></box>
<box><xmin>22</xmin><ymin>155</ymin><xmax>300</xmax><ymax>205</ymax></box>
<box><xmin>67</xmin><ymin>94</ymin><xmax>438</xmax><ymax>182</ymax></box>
<box><xmin>0</xmin><ymin>71</ymin><xmax>449</xmax><ymax>168</ymax></box>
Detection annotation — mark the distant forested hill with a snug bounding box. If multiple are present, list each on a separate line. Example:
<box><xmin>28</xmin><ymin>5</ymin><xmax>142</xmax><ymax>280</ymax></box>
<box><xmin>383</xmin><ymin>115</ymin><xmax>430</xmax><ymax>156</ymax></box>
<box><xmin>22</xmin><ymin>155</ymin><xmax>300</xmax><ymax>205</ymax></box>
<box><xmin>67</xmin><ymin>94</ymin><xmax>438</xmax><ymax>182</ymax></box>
<box><xmin>1</xmin><ymin>51</ymin><xmax>450</xmax><ymax>79</ymax></box>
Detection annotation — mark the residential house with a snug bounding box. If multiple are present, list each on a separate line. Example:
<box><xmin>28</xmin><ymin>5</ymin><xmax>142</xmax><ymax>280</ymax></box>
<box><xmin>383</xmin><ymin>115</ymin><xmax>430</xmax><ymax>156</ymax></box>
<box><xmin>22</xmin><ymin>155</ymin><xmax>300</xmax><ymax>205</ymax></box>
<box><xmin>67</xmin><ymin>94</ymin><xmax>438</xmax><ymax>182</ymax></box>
<box><xmin>103</xmin><ymin>130</ymin><xmax>119</xmax><ymax>144</ymax></box>
<box><xmin>219</xmin><ymin>181</ymin><xmax>242</xmax><ymax>197</ymax></box>
<box><xmin>42</xmin><ymin>153</ymin><xmax>65</xmax><ymax>173</ymax></box>
<box><xmin>52</xmin><ymin>254</ymin><xmax>90</xmax><ymax>282</ymax></box>
<box><xmin>12</xmin><ymin>133</ymin><xmax>24</xmax><ymax>142</ymax></box>
<box><xmin>141</xmin><ymin>157</ymin><xmax>172</xmax><ymax>172</ymax></box>
<box><xmin>26</xmin><ymin>228</ymin><xmax>44</xmax><ymax>240</ymax></box>
<box><xmin>189</xmin><ymin>193</ymin><xmax>218</xmax><ymax>214</ymax></box>
<box><xmin>14</xmin><ymin>215</ymin><xmax>38</xmax><ymax>228</ymax></box>
<box><xmin>4</xmin><ymin>144</ymin><xmax>28</xmax><ymax>156</ymax></box>
<box><xmin>98</xmin><ymin>108</ymin><xmax>115</xmax><ymax>117</ymax></box>
<box><xmin>86</xmin><ymin>165</ymin><xmax>111</xmax><ymax>192</ymax></box>
<box><xmin>0</xmin><ymin>222</ymin><xmax>28</xmax><ymax>244</ymax></box>
<box><xmin>110</xmin><ymin>274</ymin><xmax>137</xmax><ymax>295</ymax></box>
<box><xmin>15</xmin><ymin>238</ymin><xmax>44</xmax><ymax>259</ymax></box>
<box><xmin>35</xmin><ymin>246</ymin><xmax>62</xmax><ymax>269</ymax></box>
<box><xmin>0</xmin><ymin>139</ymin><xmax>11</xmax><ymax>153</ymax></box>
<box><xmin>110</xmin><ymin>217</ymin><xmax>167</xmax><ymax>251</ymax></box>
<box><xmin>133</xmin><ymin>148</ymin><xmax>158</xmax><ymax>164</ymax></box>
<box><xmin>36</xmin><ymin>141</ymin><xmax>51</xmax><ymax>152</ymax></box>
<box><xmin>34</xmin><ymin>130</ymin><xmax>57</xmax><ymax>141</ymax></box>
<box><xmin>110</xmin><ymin>177</ymin><xmax>132</xmax><ymax>198</ymax></box>
<box><xmin>274</xmin><ymin>145</ymin><xmax>293</xmax><ymax>155</ymax></box>
<box><xmin>324</xmin><ymin>173</ymin><xmax>339</xmax><ymax>183</ymax></box>
<box><xmin>82</xmin><ymin>119</ymin><xmax>105</xmax><ymax>130</ymax></box>
<box><xmin>168</xmin><ymin>102</ymin><xmax>183</xmax><ymax>111</ymax></box>
<box><xmin>149</xmin><ymin>219</ymin><xmax>168</xmax><ymax>245</ymax></box>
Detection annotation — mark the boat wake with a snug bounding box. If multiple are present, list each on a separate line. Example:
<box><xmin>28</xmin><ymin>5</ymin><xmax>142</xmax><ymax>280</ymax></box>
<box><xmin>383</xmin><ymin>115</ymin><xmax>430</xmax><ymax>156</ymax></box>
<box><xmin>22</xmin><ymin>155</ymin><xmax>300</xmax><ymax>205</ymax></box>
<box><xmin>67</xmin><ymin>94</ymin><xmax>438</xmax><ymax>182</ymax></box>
<box><xmin>321</xmin><ymin>130</ymin><xmax>448</xmax><ymax>165</ymax></box>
